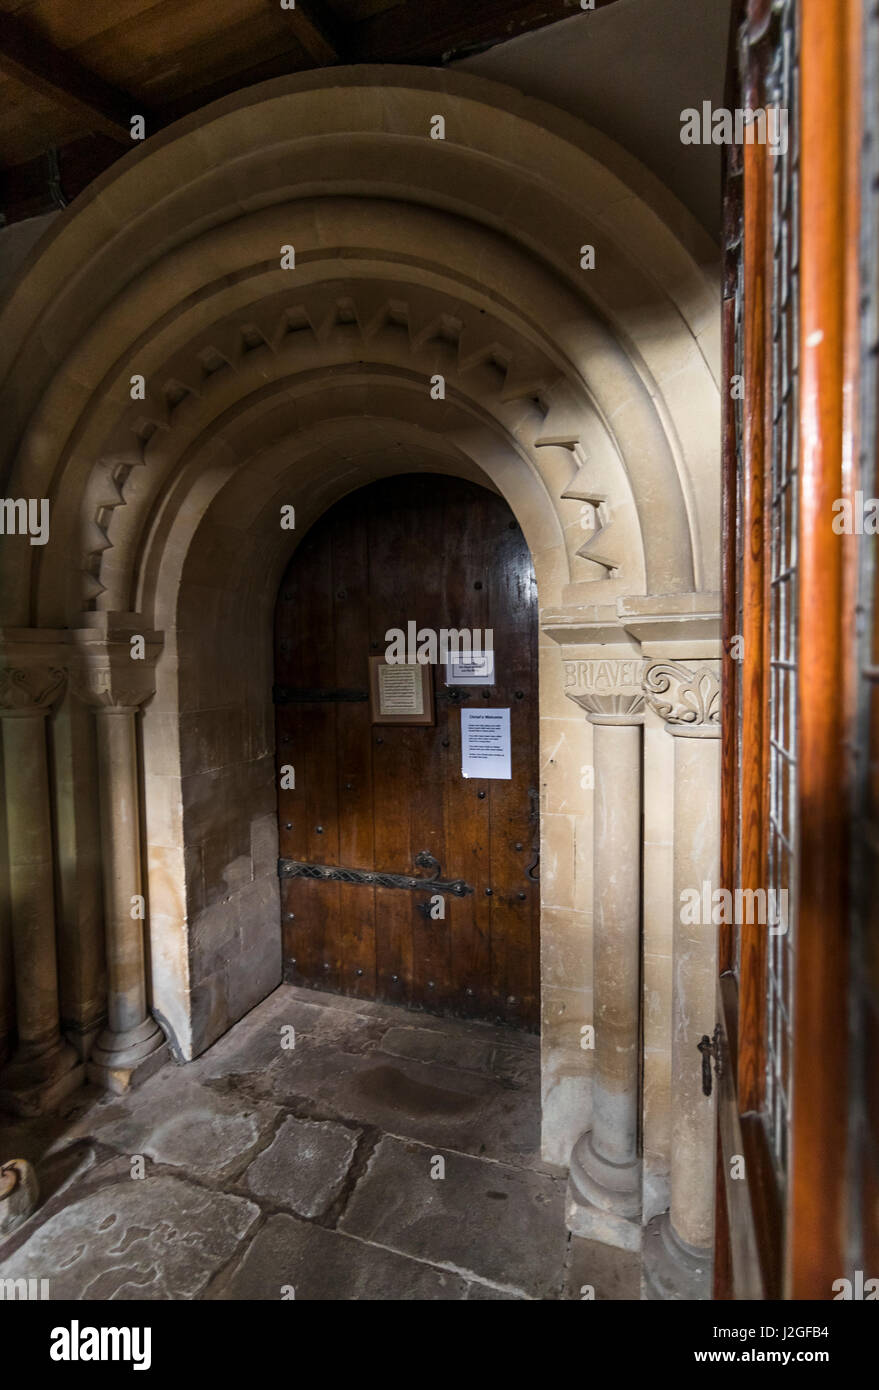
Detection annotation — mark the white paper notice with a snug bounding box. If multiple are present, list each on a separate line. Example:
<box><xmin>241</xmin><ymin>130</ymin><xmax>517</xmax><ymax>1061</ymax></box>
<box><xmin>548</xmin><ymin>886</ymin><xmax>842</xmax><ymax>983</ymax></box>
<box><xmin>444</xmin><ymin>649</ymin><xmax>494</xmax><ymax>685</ymax></box>
<box><xmin>378</xmin><ymin>662</ymin><xmax>424</xmax><ymax>716</ymax></box>
<box><xmin>461</xmin><ymin>707</ymin><xmax>511</xmax><ymax>780</ymax></box>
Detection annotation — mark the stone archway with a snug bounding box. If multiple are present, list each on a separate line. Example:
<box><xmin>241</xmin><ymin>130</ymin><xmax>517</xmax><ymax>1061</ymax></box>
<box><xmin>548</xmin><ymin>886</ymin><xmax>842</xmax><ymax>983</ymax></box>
<box><xmin>0</xmin><ymin>67</ymin><xmax>721</xmax><ymax>1274</ymax></box>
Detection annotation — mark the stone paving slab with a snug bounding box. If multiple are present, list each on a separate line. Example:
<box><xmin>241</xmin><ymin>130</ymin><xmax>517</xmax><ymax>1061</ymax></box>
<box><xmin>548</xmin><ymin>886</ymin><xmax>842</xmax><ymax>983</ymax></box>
<box><xmin>564</xmin><ymin>1234</ymin><xmax>642</xmax><ymax>1301</ymax></box>
<box><xmin>282</xmin><ymin>984</ymin><xmax>539</xmax><ymax>1053</ymax></box>
<box><xmin>377</xmin><ymin>1025</ymin><xmax>538</xmax><ymax>1088</ymax></box>
<box><xmin>191</xmin><ymin>987</ymin><xmax>394</xmax><ymax>1082</ymax></box>
<box><xmin>185</xmin><ymin>983</ymin><xmax>539</xmax><ymax>1095</ymax></box>
<box><xmin>188</xmin><ymin>988</ymin><xmax>330</xmax><ymax>1081</ymax></box>
<box><xmin>267</xmin><ymin>1042</ymin><xmax>540</xmax><ymax>1165</ymax></box>
<box><xmin>58</xmin><ymin>1070</ymin><xmax>280</xmax><ymax>1183</ymax></box>
<box><xmin>0</xmin><ymin>1175</ymin><xmax>259</xmax><ymax>1299</ymax></box>
<box><xmin>0</xmin><ymin>985</ymin><xmax>609</xmax><ymax>1300</ymax></box>
<box><xmin>243</xmin><ymin>1115</ymin><xmax>360</xmax><ymax>1218</ymax></box>
<box><xmin>378</xmin><ymin>1024</ymin><xmax>496</xmax><ymax>1074</ymax></box>
<box><xmin>465</xmin><ymin>1281</ymin><xmax>528</xmax><ymax>1300</ymax></box>
<box><xmin>212</xmin><ymin>1213</ymin><xmax>479</xmax><ymax>1300</ymax></box>
<box><xmin>490</xmin><ymin>1044</ymin><xmax>540</xmax><ymax>1087</ymax></box>
<box><xmin>338</xmin><ymin>1136</ymin><xmax>567</xmax><ymax>1298</ymax></box>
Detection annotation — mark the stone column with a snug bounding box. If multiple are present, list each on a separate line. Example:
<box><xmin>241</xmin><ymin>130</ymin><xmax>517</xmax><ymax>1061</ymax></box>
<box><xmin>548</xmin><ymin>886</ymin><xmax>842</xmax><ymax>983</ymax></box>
<box><xmin>565</xmin><ymin>684</ymin><xmax>644</xmax><ymax>1250</ymax></box>
<box><xmin>0</xmin><ymin>639</ymin><xmax>84</xmax><ymax>1114</ymax></box>
<box><xmin>641</xmin><ymin>662</ymin><xmax>721</xmax><ymax>1300</ymax></box>
<box><xmin>72</xmin><ymin>617</ymin><xmax>166</xmax><ymax>1093</ymax></box>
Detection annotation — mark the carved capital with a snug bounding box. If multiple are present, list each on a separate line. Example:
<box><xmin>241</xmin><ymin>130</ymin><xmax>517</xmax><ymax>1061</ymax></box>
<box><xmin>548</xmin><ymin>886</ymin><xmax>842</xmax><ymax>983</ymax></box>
<box><xmin>570</xmin><ymin>692</ymin><xmax>645</xmax><ymax>721</ymax></box>
<box><xmin>71</xmin><ymin>660</ymin><xmax>156</xmax><ymax>712</ymax></box>
<box><xmin>643</xmin><ymin>662</ymin><xmax>721</xmax><ymax>728</ymax></box>
<box><xmin>69</xmin><ymin>617</ymin><xmax>161</xmax><ymax>711</ymax></box>
<box><xmin>0</xmin><ymin>664</ymin><xmax>66</xmax><ymax>714</ymax></box>
<box><xmin>564</xmin><ymin>657</ymin><xmax>646</xmax><ymax>721</ymax></box>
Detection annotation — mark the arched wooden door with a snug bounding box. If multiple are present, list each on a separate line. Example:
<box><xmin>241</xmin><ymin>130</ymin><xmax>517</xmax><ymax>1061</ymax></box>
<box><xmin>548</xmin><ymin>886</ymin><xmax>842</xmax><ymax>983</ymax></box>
<box><xmin>274</xmin><ymin>473</ymin><xmax>539</xmax><ymax>1029</ymax></box>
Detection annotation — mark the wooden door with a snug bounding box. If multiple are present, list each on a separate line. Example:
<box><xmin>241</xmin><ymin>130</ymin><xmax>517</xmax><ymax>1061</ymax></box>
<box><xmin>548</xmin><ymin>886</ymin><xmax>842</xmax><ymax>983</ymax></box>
<box><xmin>718</xmin><ymin>0</ymin><xmax>873</xmax><ymax>1298</ymax></box>
<box><xmin>274</xmin><ymin>473</ymin><xmax>539</xmax><ymax>1029</ymax></box>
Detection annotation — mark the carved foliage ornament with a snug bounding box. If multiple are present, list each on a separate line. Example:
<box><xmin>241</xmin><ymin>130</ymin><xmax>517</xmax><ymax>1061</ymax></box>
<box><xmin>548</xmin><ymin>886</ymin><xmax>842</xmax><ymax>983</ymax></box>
<box><xmin>643</xmin><ymin>663</ymin><xmax>721</xmax><ymax>726</ymax></box>
<box><xmin>0</xmin><ymin>665</ymin><xmax>66</xmax><ymax>712</ymax></box>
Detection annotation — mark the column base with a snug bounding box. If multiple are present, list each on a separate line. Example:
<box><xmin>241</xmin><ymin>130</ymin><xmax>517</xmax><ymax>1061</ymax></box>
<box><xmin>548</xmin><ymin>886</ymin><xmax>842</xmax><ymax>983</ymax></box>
<box><xmin>0</xmin><ymin>1158</ymin><xmax>39</xmax><ymax>1235</ymax></box>
<box><xmin>0</xmin><ymin>1038</ymin><xmax>85</xmax><ymax>1116</ymax></box>
<box><xmin>566</xmin><ymin>1130</ymin><xmax>642</xmax><ymax>1251</ymax></box>
<box><xmin>64</xmin><ymin>1017</ymin><xmax>105</xmax><ymax>1063</ymax></box>
<box><xmin>86</xmin><ymin>1016</ymin><xmax>167</xmax><ymax>1094</ymax></box>
<box><xmin>641</xmin><ymin>1211</ymin><xmax>712</xmax><ymax>1300</ymax></box>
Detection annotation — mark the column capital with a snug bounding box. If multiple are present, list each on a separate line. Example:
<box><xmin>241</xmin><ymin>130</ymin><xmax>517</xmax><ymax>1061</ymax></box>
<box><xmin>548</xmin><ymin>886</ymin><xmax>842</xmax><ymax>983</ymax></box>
<box><xmin>643</xmin><ymin>661</ymin><xmax>721</xmax><ymax>735</ymax></box>
<box><xmin>69</xmin><ymin>613</ymin><xmax>162</xmax><ymax>711</ymax></box>
<box><xmin>563</xmin><ymin>656</ymin><xmax>646</xmax><ymax>723</ymax></box>
<box><xmin>71</xmin><ymin>661</ymin><xmax>157</xmax><ymax>712</ymax></box>
<box><xmin>0</xmin><ymin>630</ymin><xmax>68</xmax><ymax>715</ymax></box>
<box><xmin>579</xmin><ymin>697</ymin><xmax>645</xmax><ymax>725</ymax></box>
<box><xmin>0</xmin><ymin>665</ymin><xmax>66</xmax><ymax>715</ymax></box>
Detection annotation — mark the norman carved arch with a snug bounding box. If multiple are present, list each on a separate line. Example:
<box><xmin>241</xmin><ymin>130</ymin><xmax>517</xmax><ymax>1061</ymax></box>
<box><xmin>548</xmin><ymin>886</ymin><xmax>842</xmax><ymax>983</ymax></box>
<box><xmin>0</xmin><ymin>67</ymin><xmax>719</xmax><ymax>629</ymax></box>
<box><xmin>0</xmin><ymin>67</ymin><xmax>720</xmax><ymax>1081</ymax></box>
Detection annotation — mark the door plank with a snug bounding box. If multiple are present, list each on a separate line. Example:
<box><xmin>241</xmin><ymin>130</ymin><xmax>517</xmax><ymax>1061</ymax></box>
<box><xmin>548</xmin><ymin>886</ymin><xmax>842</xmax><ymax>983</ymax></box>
<box><xmin>440</xmin><ymin>480</ymin><xmax>492</xmax><ymax>1019</ymax></box>
<box><xmin>485</xmin><ymin>503</ymin><xmax>538</xmax><ymax>1026</ymax></box>
<box><xmin>367</xmin><ymin>479</ymin><xmax>418</xmax><ymax>1009</ymax></box>
<box><xmin>332</xmin><ymin>498</ymin><xmax>377</xmax><ymax>999</ymax></box>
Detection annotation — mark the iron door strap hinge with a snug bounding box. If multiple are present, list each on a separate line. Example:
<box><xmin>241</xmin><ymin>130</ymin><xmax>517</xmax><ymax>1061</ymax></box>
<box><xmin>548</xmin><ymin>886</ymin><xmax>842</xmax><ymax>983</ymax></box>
<box><xmin>525</xmin><ymin>785</ymin><xmax>540</xmax><ymax>881</ymax></box>
<box><xmin>278</xmin><ymin>849</ymin><xmax>474</xmax><ymax>898</ymax></box>
<box><xmin>697</xmin><ymin>1026</ymin><xmax>724</xmax><ymax>1097</ymax></box>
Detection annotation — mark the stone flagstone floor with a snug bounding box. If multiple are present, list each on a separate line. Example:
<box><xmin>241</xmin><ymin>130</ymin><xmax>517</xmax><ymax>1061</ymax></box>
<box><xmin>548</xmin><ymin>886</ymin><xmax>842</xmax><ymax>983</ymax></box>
<box><xmin>0</xmin><ymin>985</ymin><xmax>640</xmax><ymax>1300</ymax></box>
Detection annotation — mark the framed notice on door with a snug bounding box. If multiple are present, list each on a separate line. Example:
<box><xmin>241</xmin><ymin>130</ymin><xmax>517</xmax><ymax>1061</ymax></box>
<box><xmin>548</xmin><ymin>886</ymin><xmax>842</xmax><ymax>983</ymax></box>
<box><xmin>369</xmin><ymin>657</ymin><xmax>434</xmax><ymax>725</ymax></box>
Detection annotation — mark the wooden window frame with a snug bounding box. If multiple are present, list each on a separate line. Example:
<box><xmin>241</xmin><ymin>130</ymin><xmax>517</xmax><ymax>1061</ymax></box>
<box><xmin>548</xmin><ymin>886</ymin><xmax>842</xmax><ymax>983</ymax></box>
<box><xmin>718</xmin><ymin>0</ymin><xmax>862</xmax><ymax>1300</ymax></box>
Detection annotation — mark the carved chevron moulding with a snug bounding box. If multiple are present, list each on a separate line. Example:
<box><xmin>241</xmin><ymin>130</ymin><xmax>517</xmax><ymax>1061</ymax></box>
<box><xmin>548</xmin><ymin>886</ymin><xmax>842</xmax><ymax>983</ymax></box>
<box><xmin>82</xmin><ymin>286</ymin><xmax>611</xmax><ymax>606</ymax></box>
<box><xmin>80</xmin><ymin>291</ymin><xmax>566</xmax><ymax>605</ymax></box>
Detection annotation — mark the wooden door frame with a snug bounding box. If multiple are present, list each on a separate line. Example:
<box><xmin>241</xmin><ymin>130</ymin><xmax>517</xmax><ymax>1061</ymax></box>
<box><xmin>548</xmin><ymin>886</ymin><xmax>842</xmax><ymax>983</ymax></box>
<box><xmin>717</xmin><ymin>0</ymin><xmax>784</xmax><ymax>1301</ymax></box>
<box><xmin>851</xmin><ymin>0</ymin><xmax>879</xmax><ymax>1290</ymax></box>
<box><xmin>718</xmin><ymin>0</ymin><xmax>863</xmax><ymax>1300</ymax></box>
<box><xmin>786</xmin><ymin>0</ymin><xmax>858</xmax><ymax>1301</ymax></box>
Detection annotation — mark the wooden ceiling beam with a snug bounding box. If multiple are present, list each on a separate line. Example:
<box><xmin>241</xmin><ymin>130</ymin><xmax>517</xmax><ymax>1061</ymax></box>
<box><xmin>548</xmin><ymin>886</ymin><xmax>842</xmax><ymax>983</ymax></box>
<box><xmin>281</xmin><ymin>1</ymin><xmax>342</xmax><ymax>66</ymax></box>
<box><xmin>0</xmin><ymin>0</ymin><xmax>624</xmax><ymax>223</ymax></box>
<box><xmin>0</xmin><ymin>13</ymin><xmax>150</xmax><ymax>144</ymax></box>
<box><xmin>349</xmin><ymin>0</ymin><xmax>621</xmax><ymax>64</ymax></box>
